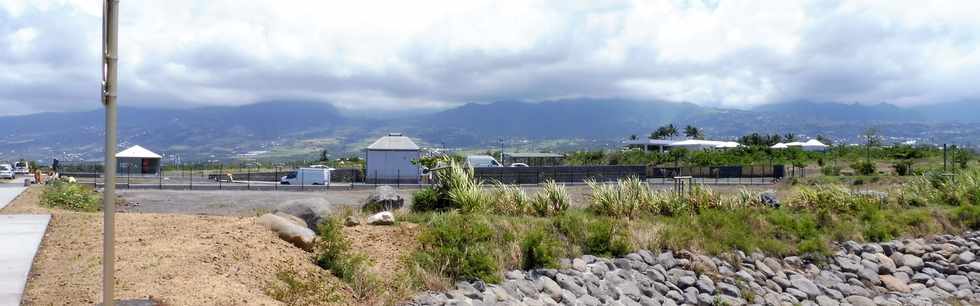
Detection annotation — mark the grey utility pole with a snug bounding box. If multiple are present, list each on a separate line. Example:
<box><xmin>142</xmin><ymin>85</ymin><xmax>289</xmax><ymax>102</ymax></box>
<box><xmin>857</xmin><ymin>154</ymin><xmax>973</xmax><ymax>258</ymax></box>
<box><xmin>101</xmin><ymin>0</ymin><xmax>119</xmax><ymax>305</ymax></box>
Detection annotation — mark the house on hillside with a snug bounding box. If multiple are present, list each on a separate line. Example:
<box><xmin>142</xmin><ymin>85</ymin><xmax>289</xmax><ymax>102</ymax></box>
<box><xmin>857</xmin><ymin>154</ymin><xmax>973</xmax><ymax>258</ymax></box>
<box><xmin>365</xmin><ymin>133</ymin><xmax>421</xmax><ymax>184</ymax></box>
<box><xmin>116</xmin><ymin>145</ymin><xmax>162</xmax><ymax>176</ymax></box>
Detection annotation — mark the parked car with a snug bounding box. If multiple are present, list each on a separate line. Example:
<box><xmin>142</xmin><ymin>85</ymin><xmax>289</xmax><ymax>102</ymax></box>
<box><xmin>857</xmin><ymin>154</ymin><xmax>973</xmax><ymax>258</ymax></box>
<box><xmin>509</xmin><ymin>163</ymin><xmax>529</xmax><ymax>167</ymax></box>
<box><xmin>0</xmin><ymin>164</ymin><xmax>15</xmax><ymax>179</ymax></box>
<box><xmin>280</xmin><ymin>167</ymin><xmax>333</xmax><ymax>185</ymax></box>
<box><xmin>14</xmin><ymin>161</ymin><xmax>29</xmax><ymax>174</ymax></box>
<box><xmin>465</xmin><ymin>155</ymin><xmax>502</xmax><ymax>168</ymax></box>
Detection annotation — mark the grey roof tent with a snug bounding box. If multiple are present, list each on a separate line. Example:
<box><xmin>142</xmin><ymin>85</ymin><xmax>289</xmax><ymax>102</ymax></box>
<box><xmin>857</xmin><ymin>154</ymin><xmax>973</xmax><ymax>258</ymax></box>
<box><xmin>367</xmin><ymin>133</ymin><xmax>420</xmax><ymax>151</ymax></box>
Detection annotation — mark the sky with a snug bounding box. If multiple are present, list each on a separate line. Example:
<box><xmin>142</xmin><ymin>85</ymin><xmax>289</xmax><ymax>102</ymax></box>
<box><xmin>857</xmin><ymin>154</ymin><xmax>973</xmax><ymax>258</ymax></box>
<box><xmin>1</xmin><ymin>0</ymin><xmax>979</xmax><ymax>116</ymax></box>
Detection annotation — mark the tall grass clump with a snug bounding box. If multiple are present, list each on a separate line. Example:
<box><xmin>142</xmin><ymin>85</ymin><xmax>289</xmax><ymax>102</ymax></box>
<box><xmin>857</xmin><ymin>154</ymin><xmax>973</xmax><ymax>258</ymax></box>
<box><xmin>902</xmin><ymin>169</ymin><xmax>980</xmax><ymax>207</ymax></box>
<box><xmin>528</xmin><ymin>180</ymin><xmax>569</xmax><ymax>217</ymax></box>
<box><xmin>411</xmin><ymin>212</ymin><xmax>500</xmax><ymax>283</ymax></box>
<box><xmin>264</xmin><ymin>266</ymin><xmax>341</xmax><ymax>306</ymax></box>
<box><xmin>788</xmin><ymin>185</ymin><xmax>859</xmax><ymax>212</ymax></box>
<box><xmin>40</xmin><ymin>180</ymin><xmax>101</xmax><ymax>212</ymax></box>
<box><xmin>586</xmin><ymin>177</ymin><xmax>650</xmax><ymax>219</ymax></box>
<box><xmin>490</xmin><ymin>182</ymin><xmax>530</xmax><ymax>216</ymax></box>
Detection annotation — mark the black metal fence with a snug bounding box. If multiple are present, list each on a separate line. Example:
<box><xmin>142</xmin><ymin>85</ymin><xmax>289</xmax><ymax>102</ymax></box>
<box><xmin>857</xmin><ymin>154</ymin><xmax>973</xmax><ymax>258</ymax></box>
<box><xmin>60</xmin><ymin>161</ymin><xmax>791</xmax><ymax>190</ymax></box>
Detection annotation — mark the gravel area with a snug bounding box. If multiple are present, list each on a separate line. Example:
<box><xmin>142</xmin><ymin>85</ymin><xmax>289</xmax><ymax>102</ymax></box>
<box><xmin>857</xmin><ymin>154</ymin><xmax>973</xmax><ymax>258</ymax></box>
<box><xmin>117</xmin><ymin>188</ymin><xmax>410</xmax><ymax>216</ymax></box>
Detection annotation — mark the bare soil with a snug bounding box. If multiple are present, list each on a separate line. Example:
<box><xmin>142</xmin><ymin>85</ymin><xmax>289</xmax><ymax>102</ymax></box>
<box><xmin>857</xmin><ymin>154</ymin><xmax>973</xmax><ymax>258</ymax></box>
<box><xmin>2</xmin><ymin>187</ymin><xmax>354</xmax><ymax>306</ymax></box>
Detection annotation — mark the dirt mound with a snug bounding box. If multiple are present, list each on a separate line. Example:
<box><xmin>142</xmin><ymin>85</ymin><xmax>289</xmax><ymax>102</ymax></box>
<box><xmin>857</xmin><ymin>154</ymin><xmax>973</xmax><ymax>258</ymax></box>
<box><xmin>8</xmin><ymin>190</ymin><xmax>348</xmax><ymax>305</ymax></box>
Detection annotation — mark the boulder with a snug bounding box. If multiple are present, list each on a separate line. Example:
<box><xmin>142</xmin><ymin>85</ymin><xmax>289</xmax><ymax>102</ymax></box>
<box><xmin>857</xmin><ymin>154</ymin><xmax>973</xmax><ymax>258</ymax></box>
<box><xmin>275</xmin><ymin>198</ymin><xmax>332</xmax><ymax>230</ymax></box>
<box><xmin>367</xmin><ymin>211</ymin><xmax>395</xmax><ymax>225</ymax></box>
<box><xmin>274</xmin><ymin>212</ymin><xmax>308</xmax><ymax>228</ymax></box>
<box><xmin>760</xmin><ymin>191</ymin><xmax>780</xmax><ymax>208</ymax></box>
<box><xmin>257</xmin><ymin>213</ymin><xmax>317</xmax><ymax>251</ymax></box>
<box><xmin>879</xmin><ymin>275</ymin><xmax>910</xmax><ymax>293</ymax></box>
<box><xmin>363</xmin><ymin>185</ymin><xmax>404</xmax><ymax>213</ymax></box>
<box><xmin>344</xmin><ymin>216</ymin><xmax>359</xmax><ymax>227</ymax></box>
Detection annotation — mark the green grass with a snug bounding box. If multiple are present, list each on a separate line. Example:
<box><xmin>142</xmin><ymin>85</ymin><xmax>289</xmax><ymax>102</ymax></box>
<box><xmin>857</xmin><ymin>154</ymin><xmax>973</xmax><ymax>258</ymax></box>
<box><xmin>40</xmin><ymin>180</ymin><xmax>101</xmax><ymax>212</ymax></box>
<box><xmin>313</xmin><ymin>217</ymin><xmax>379</xmax><ymax>301</ymax></box>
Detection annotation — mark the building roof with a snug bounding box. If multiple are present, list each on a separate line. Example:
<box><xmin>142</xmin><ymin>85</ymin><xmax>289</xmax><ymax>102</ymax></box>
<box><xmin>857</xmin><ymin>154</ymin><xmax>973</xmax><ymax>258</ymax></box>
<box><xmin>504</xmin><ymin>152</ymin><xmax>565</xmax><ymax>158</ymax></box>
<box><xmin>623</xmin><ymin>139</ymin><xmax>675</xmax><ymax>146</ymax></box>
<box><xmin>771</xmin><ymin>143</ymin><xmax>789</xmax><ymax>149</ymax></box>
<box><xmin>115</xmin><ymin>145</ymin><xmax>161</xmax><ymax>159</ymax></box>
<box><xmin>367</xmin><ymin>133</ymin><xmax>420</xmax><ymax>151</ymax></box>
<box><xmin>803</xmin><ymin>139</ymin><xmax>829</xmax><ymax>147</ymax></box>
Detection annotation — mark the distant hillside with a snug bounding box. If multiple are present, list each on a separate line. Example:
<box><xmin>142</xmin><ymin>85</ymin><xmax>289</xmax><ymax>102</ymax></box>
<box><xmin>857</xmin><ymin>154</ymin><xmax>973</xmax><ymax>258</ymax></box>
<box><xmin>753</xmin><ymin>101</ymin><xmax>924</xmax><ymax>122</ymax></box>
<box><xmin>0</xmin><ymin>99</ymin><xmax>977</xmax><ymax>161</ymax></box>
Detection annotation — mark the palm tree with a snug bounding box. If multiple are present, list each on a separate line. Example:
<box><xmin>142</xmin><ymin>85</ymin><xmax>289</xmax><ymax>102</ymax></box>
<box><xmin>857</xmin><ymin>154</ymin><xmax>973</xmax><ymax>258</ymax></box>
<box><xmin>665</xmin><ymin>124</ymin><xmax>678</xmax><ymax>138</ymax></box>
<box><xmin>684</xmin><ymin>125</ymin><xmax>703</xmax><ymax>139</ymax></box>
<box><xmin>783</xmin><ymin>133</ymin><xmax>797</xmax><ymax>142</ymax></box>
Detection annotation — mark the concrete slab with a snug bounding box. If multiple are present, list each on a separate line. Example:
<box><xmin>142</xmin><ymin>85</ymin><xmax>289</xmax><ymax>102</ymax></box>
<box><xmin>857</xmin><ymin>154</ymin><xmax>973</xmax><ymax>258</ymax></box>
<box><xmin>0</xmin><ymin>214</ymin><xmax>50</xmax><ymax>305</ymax></box>
<box><xmin>0</xmin><ymin>187</ymin><xmax>26</xmax><ymax>210</ymax></box>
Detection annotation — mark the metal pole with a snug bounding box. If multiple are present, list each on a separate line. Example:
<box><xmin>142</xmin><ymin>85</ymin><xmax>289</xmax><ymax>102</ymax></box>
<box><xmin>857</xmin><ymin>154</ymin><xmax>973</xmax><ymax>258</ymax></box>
<box><xmin>100</xmin><ymin>0</ymin><xmax>119</xmax><ymax>304</ymax></box>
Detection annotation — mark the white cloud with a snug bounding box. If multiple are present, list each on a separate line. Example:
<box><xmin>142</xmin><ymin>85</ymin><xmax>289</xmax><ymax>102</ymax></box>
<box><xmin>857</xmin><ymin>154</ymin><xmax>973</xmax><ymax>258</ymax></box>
<box><xmin>0</xmin><ymin>0</ymin><xmax>979</xmax><ymax>115</ymax></box>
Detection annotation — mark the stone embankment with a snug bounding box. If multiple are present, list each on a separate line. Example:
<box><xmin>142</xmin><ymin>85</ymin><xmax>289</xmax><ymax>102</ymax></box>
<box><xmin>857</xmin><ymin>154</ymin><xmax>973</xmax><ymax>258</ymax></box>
<box><xmin>410</xmin><ymin>232</ymin><xmax>980</xmax><ymax>305</ymax></box>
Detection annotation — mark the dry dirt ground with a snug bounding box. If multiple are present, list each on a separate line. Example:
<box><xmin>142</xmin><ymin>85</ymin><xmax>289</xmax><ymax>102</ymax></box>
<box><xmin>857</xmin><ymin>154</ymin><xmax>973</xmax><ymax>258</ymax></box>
<box><xmin>2</xmin><ymin>187</ymin><xmax>419</xmax><ymax>306</ymax></box>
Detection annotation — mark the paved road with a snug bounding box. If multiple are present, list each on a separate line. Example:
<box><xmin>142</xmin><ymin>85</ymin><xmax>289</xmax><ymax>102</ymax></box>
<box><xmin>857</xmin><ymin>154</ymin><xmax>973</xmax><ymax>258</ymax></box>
<box><xmin>0</xmin><ymin>180</ymin><xmax>49</xmax><ymax>306</ymax></box>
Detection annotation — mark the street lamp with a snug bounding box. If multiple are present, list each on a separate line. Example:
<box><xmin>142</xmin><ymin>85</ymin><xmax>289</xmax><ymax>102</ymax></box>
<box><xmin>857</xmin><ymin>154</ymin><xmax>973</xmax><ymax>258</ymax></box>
<box><xmin>100</xmin><ymin>1</ymin><xmax>119</xmax><ymax>305</ymax></box>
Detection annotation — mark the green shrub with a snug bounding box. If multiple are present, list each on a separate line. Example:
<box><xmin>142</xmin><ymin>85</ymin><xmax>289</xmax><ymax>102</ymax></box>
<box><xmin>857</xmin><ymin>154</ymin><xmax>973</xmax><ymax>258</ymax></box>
<box><xmin>953</xmin><ymin>205</ymin><xmax>980</xmax><ymax>230</ymax></box>
<box><xmin>264</xmin><ymin>267</ymin><xmax>341</xmax><ymax>306</ymax></box>
<box><xmin>585</xmin><ymin>218</ymin><xmax>631</xmax><ymax>257</ymax></box>
<box><xmin>40</xmin><ymin>181</ymin><xmax>100</xmax><ymax>212</ymax></box>
<box><xmin>314</xmin><ymin>217</ymin><xmax>379</xmax><ymax>300</ymax></box>
<box><xmin>789</xmin><ymin>185</ymin><xmax>858</xmax><ymax>212</ymax></box>
<box><xmin>893</xmin><ymin>160</ymin><xmax>913</xmax><ymax>176</ymax></box>
<box><xmin>411</xmin><ymin>187</ymin><xmax>440</xmax><ymax>212</ymax></box>
<box><xmin>858</xmin><ymin>201</ymin><xmax>898</xmax><ymax>242</ymax></box>
<box><xmin>552</xmin><ymin>210</ymin><xmax>589</xmax><ymax>247</ymax></box>
<box><xmin>851</xmin><ymin>161</ymin><xmax>876</xmax><ymax>176</ymax></box>
<box><xmin>821</xmin><ymin>166</ymin><xmax>841</xmax><ymax>176</ymax></box>
<box><xmin>798</xmin><ymin>237</ymin><xmax>831</xmax><ymax>256</ymax></box>
<box><xmin>520</xmin><ymin>226</ymin><xmax>559</xmax><ymax>270</ymax></box>
<box><xmin>412</xmin><ymin>213</ymin><xmax>500</xmax><ymax>283</ymax></box>
<box><xmin>489</xmin><ymin>182</ymin><xmax>529</xmax><ymax>216</ymax></box>
<box><xmin>586</xmin><ymin>177</ymin><xmax>649</xmax><ymax>219</ymax></box>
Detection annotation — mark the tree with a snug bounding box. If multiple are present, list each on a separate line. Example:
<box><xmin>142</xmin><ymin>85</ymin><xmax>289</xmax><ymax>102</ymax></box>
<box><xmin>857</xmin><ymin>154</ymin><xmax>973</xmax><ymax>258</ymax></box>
<box><xmin>862</xmin><ymin>128</ymin><xmax>882</xmax><ymax>164</ymax></box>
<box><xmin>319</xmin><ymin>149</ymin><xmax>330</xmax><ymax>162</ymax></box>
<box><xmin>783</xmin><ymin>133</ymin><xmax>797</xmax><ymax>142</ymax></box>
<box><xmin>629</xmin><ymin>134</ymin><xmax>638</xmax><ymax>140</ymax></box>
<box><xmin>649</xmin><ymin>124</ymin><xmax>679</xmax><ymax>140</ymax></box>
<box><xmin>816</xmin><ymin>135</ymin><xmax>833</xmax><ymax>145</ymax></box>
<box><xmin>684</xmin><ymin>125</ymin><xmax>704</xmax><ymax>139</ymax></box>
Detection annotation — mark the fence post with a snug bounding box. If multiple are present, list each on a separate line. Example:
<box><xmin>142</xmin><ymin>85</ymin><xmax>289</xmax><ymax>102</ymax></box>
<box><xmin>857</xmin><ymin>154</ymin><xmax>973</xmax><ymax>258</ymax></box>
<box><xmin>273</xmin><ymin>166</ymin><xmax>278</xmax><ymax>191</ymax></box>
<box><xmin>247</xmin><ymin>166</ymin><xmax>251</xmax><ymax>190</ymax></box>
<box><xmin>301</xmin><ymin>168</ymin><xmax>305</xmax><ymax>191</ymax></box>
<box><xmin>397</xmin><ymin>169</ymin><xmax>400</xmax><ymax>188</ymax></box>
<box><xmin>189</xmin><ymin>164</ymin><xmax>193</xmax><ymax>190</ymax></box>
<box><xmin>159</xmin><ymin>167</ymin><xmax>162</xmax><ymax>190</ymax></box>
<box><xmin>219</xmin><ymin>164</ymin><xmax>223</xmax><ymax>190</ymax></box>
<box><xmin>127</xmin><ymin>164</ymin><xmax>131</xmax><ymax>189</ymax></box>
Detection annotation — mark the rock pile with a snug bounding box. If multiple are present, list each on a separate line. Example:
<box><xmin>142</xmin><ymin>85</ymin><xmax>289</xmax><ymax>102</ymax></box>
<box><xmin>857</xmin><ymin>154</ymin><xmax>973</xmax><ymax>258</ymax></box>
<box><xmin>409</xmin><ymin>232</ymin><xmax>980</xmax><ymax>306</ymax></box>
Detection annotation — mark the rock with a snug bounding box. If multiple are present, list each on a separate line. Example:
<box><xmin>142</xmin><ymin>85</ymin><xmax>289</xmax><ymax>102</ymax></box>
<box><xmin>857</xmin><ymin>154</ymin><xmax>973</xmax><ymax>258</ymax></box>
<box><xmin>947</xmin><ymin>275</ymin><xmax>970</xmax><ymax>288</ymax></box>
<box><xmin>695</xmin><ymin>275</ymin><xmax>715</xmax><ymax>294</ymax></box>
<box><xmin>676</xmin><ymin>276</ymin><xmax>696</xmax><ymax>288</ymax></box>
<box><xmin>790</xmin><ymin>274</ymin><xmax>821</xmax><ymax>298</ymax></box>
<box><xmin>845</xmin><ymin>295</ymin><xmax>875</xmax><ymax>306</ymax></box>
<box><xmin>786</xmin><ymin>287</ymin><xmax>808</xmax><ymax>300</ymax></box>
<box><xmin>256</xmin><ymin>213</ymin><xmax>317</xmax><ymax>251</ymax></box>
<box><xmin>275</xmin><ymin>198</ymin><xmax>332</xmax><ymax>230</ymax></box>
<box><xmin>273</xmin><ymin>211</ymin><xmax>308</xmax><ymax>228</ymax></box>
<box><xmin>902</xmin><ymin>254</ymin><xmax>924</xmax><ymax>270</ymax></box>
<box><xmin>815</xmin><ymin>295</ymin><xmax>839</xmax><ymax>306</ymax></box>
<box><xmin>934</xmin><ymin>278</ymin><xmax>956</xmax><ymax>292</ymax></box>
<box><xmin>364</xmin><ymin>185</ymin><xmax>404</xmax><ymax>213</ymax></box>
<box><xmin>875</xmin><ymin>253</ymin><xmax>896</xmax><ymax>274</ymax></box>
<box><xmin>556</xmin><ymin>274</ymin><xmax>587</xmax><ymax>297</ymax></box>
<box><xmin>366</xmin><ymin>211</ymin><xmax>395</xmax><ymax>225</ymax></box>
<box><xmin>958</xmin><ymin>251</ymin><xmax>976</xmax><ymax>264</ymax></box>
<box><xmin>343</xmin><ymin>216</ymin><xmax>359</xmax><ymax>226</ymax></box>
<box><xmin>717</xmin><ymin>283</ymin><xmax>741</xmax><ymax>297</ymax></box>
<box><xmin>536</xmin><ymin>277</ymin><xmax>562</xmax><ymax>301</ymax></box>
<box><xmin>760</xmin><ymin>191</ymin><xmax>780</xmax><ymax>208</ymax></box>
<box><xmin>879</xmin><ymin>275</ymin><xmax>911</xmax><ymax>293</ymax></box>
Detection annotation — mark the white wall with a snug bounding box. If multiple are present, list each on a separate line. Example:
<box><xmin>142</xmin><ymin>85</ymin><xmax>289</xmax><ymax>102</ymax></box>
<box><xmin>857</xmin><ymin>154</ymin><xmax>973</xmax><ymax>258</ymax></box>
<box><xmin>366</xmin><ymin>150</ymin><xmax>420</xmax><ymax>182</ymax></box>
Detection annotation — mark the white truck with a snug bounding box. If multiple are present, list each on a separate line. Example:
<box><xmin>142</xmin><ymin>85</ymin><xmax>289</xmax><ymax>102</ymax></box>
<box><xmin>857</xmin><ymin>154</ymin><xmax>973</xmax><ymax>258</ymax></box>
<box><xmin>280</xmin><ymin>167</ymin><xmax>334</xmax><ymax>185</ymax></box>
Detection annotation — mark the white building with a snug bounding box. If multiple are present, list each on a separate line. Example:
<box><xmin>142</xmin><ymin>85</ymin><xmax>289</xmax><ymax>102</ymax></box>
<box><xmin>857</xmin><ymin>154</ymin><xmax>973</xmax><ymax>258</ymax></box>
<box><xmin>116</xmin><ymin>145</ymin><xmax>162</xmax><ymax>176</ymax></box>
<box><xmin>771</xmin><ymin>139</ymin><xmax>829</xmax><ymax>152</ymax></box>
<box><xmin>365</xmin><ymin>133</ymin><xmax>421</xmax><ymax>184</ymax></box>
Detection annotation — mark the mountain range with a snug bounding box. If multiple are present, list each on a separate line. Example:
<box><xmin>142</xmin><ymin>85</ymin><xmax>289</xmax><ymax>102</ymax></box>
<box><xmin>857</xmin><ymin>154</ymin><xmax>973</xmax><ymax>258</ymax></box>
<box><xmin>0</xmin><ymin>100</ymin><xmax>977</xmax><ymax>161</ymax></box>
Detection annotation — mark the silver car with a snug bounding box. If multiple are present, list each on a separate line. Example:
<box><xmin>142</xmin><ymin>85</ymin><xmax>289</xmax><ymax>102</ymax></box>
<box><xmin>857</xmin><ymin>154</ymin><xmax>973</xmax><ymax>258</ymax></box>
<box><xmin>0</xmin><ymin>164</ymin><xmax>14</xmax><ymax>179</ymax></box>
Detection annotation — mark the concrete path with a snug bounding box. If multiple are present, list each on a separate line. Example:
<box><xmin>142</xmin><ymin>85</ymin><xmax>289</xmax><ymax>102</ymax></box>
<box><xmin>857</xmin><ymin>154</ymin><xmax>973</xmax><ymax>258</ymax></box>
<box><xmin>0</xmin><ymin>187</ymin><xmax>26</xmax><ymax>210</ymax></box>
<box><xmin>0</xmin><ymin>187</ymin><xmax>49</xmax><ymax>306</ymax></box>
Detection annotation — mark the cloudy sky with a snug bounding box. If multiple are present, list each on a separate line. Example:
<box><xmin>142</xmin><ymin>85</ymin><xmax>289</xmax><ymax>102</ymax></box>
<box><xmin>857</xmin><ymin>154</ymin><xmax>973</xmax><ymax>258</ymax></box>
<box><xmin>1</xmin><ymin>0</ymin><xmax>978</xmax><ymax>116</ymax></box>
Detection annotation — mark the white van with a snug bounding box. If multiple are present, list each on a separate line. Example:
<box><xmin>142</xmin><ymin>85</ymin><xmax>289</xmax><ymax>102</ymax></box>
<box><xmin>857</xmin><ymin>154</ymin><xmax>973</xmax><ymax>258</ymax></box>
<box><xmin>466</xmin><ymin>155</ymin><xmax>502</xmax><ymax>168</ymax></box>
<box><xmin>14</xmin><ymin>161</ymin><xmax>29</xmax><ymax>174</ymax></box>
<box><xmin>280</xmin><ymin>167</ymin><xmax>334</xmax><ymax>185</ymax></box>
